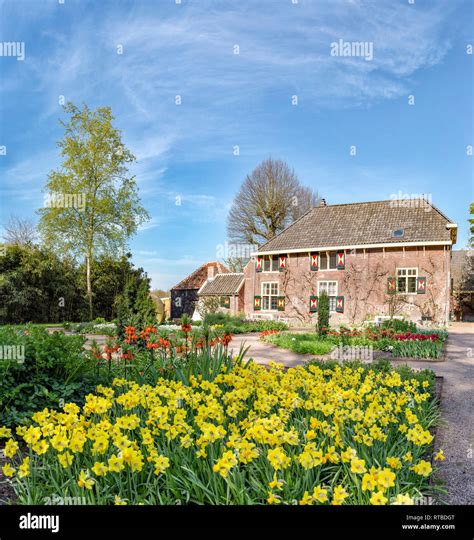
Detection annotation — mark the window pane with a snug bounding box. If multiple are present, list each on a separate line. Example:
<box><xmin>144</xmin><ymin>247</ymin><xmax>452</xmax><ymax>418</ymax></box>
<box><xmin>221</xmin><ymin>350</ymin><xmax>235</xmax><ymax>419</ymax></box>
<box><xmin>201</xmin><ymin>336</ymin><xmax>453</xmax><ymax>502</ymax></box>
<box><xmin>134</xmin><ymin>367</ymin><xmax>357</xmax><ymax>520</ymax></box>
<box><xmin>271</xmin><ymin>257</ymin><xmax>279</xmax><ymax>271</ymax></box>
<box><xmin>397</xmin><ymin>277</ymin><xmax>406</xmax><ymax>293</ymax></box>
<box><xmin>328</xmin><ymin>282</ymin><xmax>337</xmax><ymax>296</ymax></box>
<box><xmin>329</xmin><ymin>297</ymin><xmax>336</xmax><ymax>311</ymax></box>
<box><xmin>397</xmin><ymin>269</ymin><xmax>406</xmax><ymax>276</ymax></box>
<box><xmin>329</xmin><ymin>252</ymin><xmax>337</xmax><ymax>269</ymax></box>
<box><xmin>407</xmin><ymin>277</ymin><xmax>416</xmax><ymax>293</ymax></box>
<box><xmin>263</xmin><ymin>258</ymin><xmax>270</xmax><ymax>272</ymax></box>
<box><xmin>270</xmin><ymin>296</ymin><xmax>278</xmax><ymax>310</ymax></box>
<box><xmin>320</xmin><ymin>253</ymin><xmax>327</xmax><ymax>269</ymax></box>
<box><xmin>262</xmin><ymin>296</ymin><xmax>269</xmax><ymax>310</ymax></box>
<box><xmin>271</xmin><ymin>283</ymin><xmax>278</xmax><ymax>295</ymax></box>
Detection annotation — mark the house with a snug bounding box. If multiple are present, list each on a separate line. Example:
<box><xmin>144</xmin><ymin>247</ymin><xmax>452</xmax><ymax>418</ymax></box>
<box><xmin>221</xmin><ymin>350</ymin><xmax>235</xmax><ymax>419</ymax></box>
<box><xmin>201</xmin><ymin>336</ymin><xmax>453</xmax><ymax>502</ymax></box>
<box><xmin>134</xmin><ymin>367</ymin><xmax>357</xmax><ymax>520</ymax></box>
<box><xmin>198</xmin><ymin>273</ymin><xmax>245</xmax><ymax>315</ymax></box>
<box><xmin>170</xmin><ymin>261</ymin><xmax>229</xmax><ymax>319</ymax></box>
<box><xmin>241</xmin><ymin>199</ymin><xmax>457</xmax><ymax>325</ymax></box>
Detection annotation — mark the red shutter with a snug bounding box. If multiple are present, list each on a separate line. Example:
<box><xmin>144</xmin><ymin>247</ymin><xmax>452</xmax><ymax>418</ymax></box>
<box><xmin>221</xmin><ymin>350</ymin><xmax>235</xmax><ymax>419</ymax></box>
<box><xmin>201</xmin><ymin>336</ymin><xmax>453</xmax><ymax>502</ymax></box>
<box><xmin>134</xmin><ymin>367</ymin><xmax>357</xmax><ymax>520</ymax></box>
<box><xmin>310</xmin><ymin>253</ymin><xmax>318</xmax><ymax>271</ymax></box>
<box><xmin>335</xmin><ymin>296</ymin><xmax>344</xmax><ymax>313</ymax></box>
<box><xmin>254</xmin><ymin>296</ymin><xmax>262</xmax><ymax>310</ymax></box>
<box><xmin>309</xmin><ymin>296</ymin><xmax>318</xmax><ymax>313</ymax></box>
<box><xmin>256</xmin><ymin>257</ymin><xmax>263</xmax><ymax>272</ymax></box>
<box><xmin>336</xmin><ymin>251</ymin><xmax>345</xmax><ymax>269</ymax></box>
<box><xmin>277</xmin><ymin>296</ymin><xmax>285</xmax><ymax>311</ymax></box>
<box><xmin>387</xmin><ymin>277</ymin><xmax>396</xmax><ymax>294</ymax></box>
<box><xmin>279</xmin><ymin>255</ymin><xmax>287</xmax><ymax>271</ymax></box>
<box><xmin>417</xmin><ymin>277</ymin><xmax>426</xmax><ymax>294</ymax></box>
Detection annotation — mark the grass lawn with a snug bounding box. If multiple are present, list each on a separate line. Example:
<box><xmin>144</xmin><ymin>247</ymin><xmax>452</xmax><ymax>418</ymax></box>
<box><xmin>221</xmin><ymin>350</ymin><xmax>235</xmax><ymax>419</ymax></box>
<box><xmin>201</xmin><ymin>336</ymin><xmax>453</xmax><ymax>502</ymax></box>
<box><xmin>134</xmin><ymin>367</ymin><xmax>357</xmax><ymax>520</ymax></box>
<box><xmin>264</xmin><ymin>332</ymin><xmax>336</xmax><ymax>355</ymax></box>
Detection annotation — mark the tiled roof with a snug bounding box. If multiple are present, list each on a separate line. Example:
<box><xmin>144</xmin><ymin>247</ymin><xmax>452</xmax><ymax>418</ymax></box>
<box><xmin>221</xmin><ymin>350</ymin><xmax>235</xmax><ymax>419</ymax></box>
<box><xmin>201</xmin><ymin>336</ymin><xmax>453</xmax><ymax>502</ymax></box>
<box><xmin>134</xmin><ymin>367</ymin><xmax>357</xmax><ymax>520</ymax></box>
<box><xmin>199</xmin><ymin>273</ymin><xmax>244</xmax><ymax>296</ymax></box>
<box><xmin>257</xmin><ymin>200</ymin><xmax>455</xmax><ymax>253</ymax></box>
<box><xmin>171</xmin><ymin>262</ymin><xmax>229</xmax><ymax>290</ymax></box>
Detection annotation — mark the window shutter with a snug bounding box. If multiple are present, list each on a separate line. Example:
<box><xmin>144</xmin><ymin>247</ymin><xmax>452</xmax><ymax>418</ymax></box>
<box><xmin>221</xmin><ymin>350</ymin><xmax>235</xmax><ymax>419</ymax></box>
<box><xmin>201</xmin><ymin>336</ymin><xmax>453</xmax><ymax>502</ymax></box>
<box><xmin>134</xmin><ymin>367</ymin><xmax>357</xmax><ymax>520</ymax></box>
<box><xmin>387</xmin><ymin>277</ymin><xmax>396</xmax><ymax>294</ymax></box>
<box><xmin>254</xmin><ymin>296</ymin><xmax>262</xmax><ymax>310</ymax></box>
<box><xmin>256</xmin><ymin>257</ymin><xmax>263</xmax><ymax>272</ymax></box>
<box><xmin>310</xmin><ymin>253</ymin><xmax>318</xmax><ymax>271</ymax></box>
<box><xmin>277</xmin><ymin>296</ymin><xmax>285</xmax><ymax>311</ymax></box>
<box><xmin>279</xmin><ymin>254</ymin><xmax>287</xmax><ymax>272</ymax></box>
<box><xmin>309</xmin><ymin>296</ymin><xmax>318</xmax><ymax>313</ymax></box>
<box><xmin>335</xmin><ymin>296</ymin><xmax>344</xmax><ymax>313</ymax></box>
<box><xmin>336</xmin><ymin>251</ymin><xmax>345</xmax><ymax>270</ymax></box>
<box><xmin>417</xmin><ymin>277</ymin><xmax>426</xmax><ymax>294</ymax></box>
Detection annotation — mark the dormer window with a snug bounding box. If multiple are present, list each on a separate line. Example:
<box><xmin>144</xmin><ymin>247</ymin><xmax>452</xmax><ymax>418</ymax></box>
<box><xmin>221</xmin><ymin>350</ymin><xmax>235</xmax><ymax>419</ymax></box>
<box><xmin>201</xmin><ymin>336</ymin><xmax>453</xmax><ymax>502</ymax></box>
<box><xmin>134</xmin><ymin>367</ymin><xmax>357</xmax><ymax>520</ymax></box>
<box><xmin>392</xmin><ymin>228</ymin><xmax>404</xmax><ymax>238</ymax></box>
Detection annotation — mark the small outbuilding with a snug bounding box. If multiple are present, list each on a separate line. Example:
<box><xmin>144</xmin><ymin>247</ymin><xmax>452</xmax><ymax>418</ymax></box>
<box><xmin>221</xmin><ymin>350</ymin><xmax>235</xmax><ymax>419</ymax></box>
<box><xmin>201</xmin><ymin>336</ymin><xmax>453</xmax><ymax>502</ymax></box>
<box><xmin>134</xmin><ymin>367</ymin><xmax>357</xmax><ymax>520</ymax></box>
<box><xmin>170</xmin><ymin>261</ymin><xmax>229</xmax><ymax>319</ymax></box>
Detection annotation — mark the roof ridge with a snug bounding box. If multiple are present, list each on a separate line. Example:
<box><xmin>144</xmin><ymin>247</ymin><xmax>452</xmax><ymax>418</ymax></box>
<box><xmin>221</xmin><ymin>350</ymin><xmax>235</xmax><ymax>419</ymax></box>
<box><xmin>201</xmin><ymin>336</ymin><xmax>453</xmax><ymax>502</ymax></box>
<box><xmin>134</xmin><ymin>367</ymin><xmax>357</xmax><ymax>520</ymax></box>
<box><xmin>171</xmin><ymin>261</ymin><xmax>229</xmax><ymax>290</ymax></box>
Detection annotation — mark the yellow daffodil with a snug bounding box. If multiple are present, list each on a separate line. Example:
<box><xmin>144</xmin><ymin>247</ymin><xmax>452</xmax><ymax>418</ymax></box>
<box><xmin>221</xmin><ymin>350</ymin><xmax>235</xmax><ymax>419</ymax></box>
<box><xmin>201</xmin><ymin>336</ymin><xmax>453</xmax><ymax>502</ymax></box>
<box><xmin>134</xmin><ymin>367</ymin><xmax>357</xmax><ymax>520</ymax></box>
<box><xmin>267</xmin><ymin>491</ymin><xmax>281</xmax><ymax>505</ymax></box>
<box><xmin>2</xmin><ymin>463</ymin><xmax>15</xmax><ymax>477</ymax></box>
<box><xmin>331</xmin><ymin>485</ymin><xmax>349</xmax><ymax>505</ymax></box>
<box><xmin>434</xmin><ymin>449</ymin><xmax>445</xmax><ymax>461</ymax></box>
<box><xmin>370</xmin><ymin>491</ymin><xmax>388</xmax><ymax>505</ymax></box>
<box><xmin>350</xmin><ymin>458</ymin><xmax>367</xmax><ymax>474</ymax></box>
<box><xmin>77</xmin><ymin>470</ymin><xmax>95</xmax><ymax>490</ymax></box>
<box><xmin>18</xmin><ymin>457</ymin><xmax>30</xmax><ymax>478</ymax></box>
<box><xmin>4</xmin><ymin>439</ymin><xmax>19</xmax><ymax>458</ymax></box>
<box><xmin>91</xmin><ymin>462</ymin><xmax>108</xmax><ymax>477</ymax></box>
<box><xmin>411</xmin><ymin>460</ymin><xmax>432</xmax><ymax>477</ymax></box>
<box><xmin>312</xmin><ymin>485</ymin><xmax>328</xmax><ymax>503</ymax></box>
<box><xmin>107</xmin><ymin>455</ymin><xmax>125</xmax><ymax>473</ymax></box>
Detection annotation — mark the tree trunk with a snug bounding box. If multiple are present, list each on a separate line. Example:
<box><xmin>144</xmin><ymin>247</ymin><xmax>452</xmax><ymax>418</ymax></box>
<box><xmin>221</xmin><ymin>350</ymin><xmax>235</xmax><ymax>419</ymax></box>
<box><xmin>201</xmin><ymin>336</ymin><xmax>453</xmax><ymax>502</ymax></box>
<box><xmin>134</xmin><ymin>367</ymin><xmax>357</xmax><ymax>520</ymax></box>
<box><xmin>86</xmin><ymin>252</ymin><xmax>93</xmax><ymax>320</ymax></box>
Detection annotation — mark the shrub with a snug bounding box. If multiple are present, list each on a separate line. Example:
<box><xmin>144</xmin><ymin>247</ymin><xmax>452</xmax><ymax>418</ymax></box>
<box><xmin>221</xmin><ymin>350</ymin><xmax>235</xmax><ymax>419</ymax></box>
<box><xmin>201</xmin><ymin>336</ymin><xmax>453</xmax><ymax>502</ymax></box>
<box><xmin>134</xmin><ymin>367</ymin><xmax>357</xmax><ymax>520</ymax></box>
<box><xmin>381</xmin><ymin>318</ymin><xmax>417</xmax><ymax>334</ymax></box>
<box><xmin>317</xmin><ymin>291</ymin><xmax>330</xmax><ymax>336</ymax></box>
<box><xmin>0</xmin><ymin>326</ymin><xmax>104</xmax><ymax>427</ymax></box>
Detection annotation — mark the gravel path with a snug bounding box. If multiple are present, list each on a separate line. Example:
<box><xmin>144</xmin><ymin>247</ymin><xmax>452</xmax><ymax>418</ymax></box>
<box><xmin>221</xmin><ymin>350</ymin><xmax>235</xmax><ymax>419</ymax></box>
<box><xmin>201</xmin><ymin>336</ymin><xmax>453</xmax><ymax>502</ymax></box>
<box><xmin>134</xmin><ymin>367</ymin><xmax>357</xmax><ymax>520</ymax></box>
<box><xmin>231</xmin><ymin>323</ymin><xmax>474</xmax><ymax>505</ymax></box>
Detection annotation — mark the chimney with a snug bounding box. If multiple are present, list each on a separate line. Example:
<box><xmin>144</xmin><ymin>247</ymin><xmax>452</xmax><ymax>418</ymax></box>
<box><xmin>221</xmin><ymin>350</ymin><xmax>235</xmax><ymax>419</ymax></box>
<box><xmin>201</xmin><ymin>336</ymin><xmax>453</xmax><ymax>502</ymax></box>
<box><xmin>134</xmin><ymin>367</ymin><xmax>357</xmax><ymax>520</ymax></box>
<box><xmin>319</xmin><ymin>198</ymin><xmax>327</xmax><ymax>207</ymax></box>
<box><xmin>207</xmin><ymin>264</ymin><xmax>216</xmax><ymax>280</ymax></box>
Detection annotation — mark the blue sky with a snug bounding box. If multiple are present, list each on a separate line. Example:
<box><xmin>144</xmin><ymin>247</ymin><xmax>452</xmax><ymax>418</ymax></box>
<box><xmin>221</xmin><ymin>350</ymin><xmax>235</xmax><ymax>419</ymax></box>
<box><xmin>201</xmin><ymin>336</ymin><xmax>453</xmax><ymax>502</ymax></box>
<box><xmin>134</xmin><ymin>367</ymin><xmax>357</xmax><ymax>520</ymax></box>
<box><xmin>0</xmin><ymin>0</ymin><xmax>472</xmax><ymax>290</ymax></box>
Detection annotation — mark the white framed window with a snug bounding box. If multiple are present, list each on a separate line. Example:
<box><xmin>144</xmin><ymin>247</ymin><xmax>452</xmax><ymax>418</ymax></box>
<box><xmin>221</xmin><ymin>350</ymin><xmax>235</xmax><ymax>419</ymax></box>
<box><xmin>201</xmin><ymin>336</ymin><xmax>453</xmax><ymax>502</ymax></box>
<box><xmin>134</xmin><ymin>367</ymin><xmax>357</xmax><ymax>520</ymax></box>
<box><xmin>262</xmin><ymin>282</ymin><xmax>279</xmax><ymax>310</ymax></box>
<box><xmin>263</xmin><ymin>255</ymin><xmax>279</xmax><ymax>272</ymax></box>
<box><xmin>317</xmin><ymin>281</ymin><xmax>338</xmax><ymax>312</ymax></box>
<box><xmin>396</xmin><ymin>268</ymin><xmax>418</xmax><ymax>294</ymax></box>
<box><xmin>319</xmin><ymin>251</ymin><xmax>338</xmax><ymax>270</ymax></box>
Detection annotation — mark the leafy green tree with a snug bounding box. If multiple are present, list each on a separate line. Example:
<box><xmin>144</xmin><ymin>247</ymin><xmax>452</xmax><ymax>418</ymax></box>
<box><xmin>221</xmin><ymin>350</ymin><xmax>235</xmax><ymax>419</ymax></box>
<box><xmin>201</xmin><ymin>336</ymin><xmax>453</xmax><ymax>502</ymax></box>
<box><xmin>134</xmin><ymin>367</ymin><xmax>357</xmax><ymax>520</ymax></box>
<box><xmin>0</xmin><ymin>244</ymin><xmax>85</xmax><ymax>323</ymax></box>
<box><xmin>317</xmin><ymin>291</ymin><xmax>330</xmax><ymax>336</ymax></box>
<box><xmin>38</xmin><ymin>103</ymin><xmax>149</xmax><ymax>318</ymax></box>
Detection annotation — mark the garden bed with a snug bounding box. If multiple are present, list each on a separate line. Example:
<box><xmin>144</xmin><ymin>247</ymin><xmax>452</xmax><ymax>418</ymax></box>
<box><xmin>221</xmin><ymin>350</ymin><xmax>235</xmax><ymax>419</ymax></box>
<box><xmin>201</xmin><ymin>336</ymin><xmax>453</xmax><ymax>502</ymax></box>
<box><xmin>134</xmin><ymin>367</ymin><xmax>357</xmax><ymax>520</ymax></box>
<box><xmin>0</xmin><ymin>357</ymin><xmax>444</xmax><ymax>506</ymax></box>
<box><xmin>261</xmin><ymin>323</ymin><xmax>448</xmax><ymax>361</ymax></box>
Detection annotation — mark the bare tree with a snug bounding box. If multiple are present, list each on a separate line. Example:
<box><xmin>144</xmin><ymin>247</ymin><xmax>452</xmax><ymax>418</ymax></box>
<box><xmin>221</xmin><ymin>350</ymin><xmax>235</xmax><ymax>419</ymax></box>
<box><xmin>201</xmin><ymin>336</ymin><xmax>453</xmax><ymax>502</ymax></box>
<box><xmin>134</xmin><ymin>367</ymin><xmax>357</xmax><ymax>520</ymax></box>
<box><xmin>2</xmin><ymin>215</ymin><xmax>38</xmax><ymax>245</ymax></box>
<box><xmin>227</xmin><ymin>158</ymin><xmax>319</xmax><ymax>246</ymax></box>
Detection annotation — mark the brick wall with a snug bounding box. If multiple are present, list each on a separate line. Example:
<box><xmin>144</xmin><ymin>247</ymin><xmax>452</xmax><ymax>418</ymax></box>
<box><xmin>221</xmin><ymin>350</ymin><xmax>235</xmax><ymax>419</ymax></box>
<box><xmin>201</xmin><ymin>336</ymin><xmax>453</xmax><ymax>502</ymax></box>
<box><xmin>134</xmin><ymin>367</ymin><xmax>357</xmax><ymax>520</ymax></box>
<box><xmin>243</xmin><ymin>246</ymin><xmax>451</xmax><ymax>325</ymax></box>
